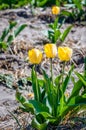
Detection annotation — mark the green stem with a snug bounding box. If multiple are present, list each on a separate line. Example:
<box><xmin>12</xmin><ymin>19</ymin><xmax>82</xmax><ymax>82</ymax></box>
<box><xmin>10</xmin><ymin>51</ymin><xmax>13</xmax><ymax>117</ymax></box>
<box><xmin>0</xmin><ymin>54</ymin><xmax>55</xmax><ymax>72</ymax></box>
<box><xmin>34</xmin><ymin>64</ymin><xmax>40</xmax><ymax>101</ymax></box>
<box><xmin>62</xmin><ymin>62</ymin><xmax>65</xmax><ymax>83</ymax></box>
<box><xmin>50</xmin><ymin>58</ymin><xmax>55</xmax><ymax>116</ymax></box>
<box><xmin>50</xmin><ymin>58</ymin><xmax>53</xmax><ymax>84</ymax></box>
<box><xmin>84</xmin><ymin>57</ymin><xmax>86</xmax><ymax>77</ymax></box>
<box><xmin>35</xmin><ymin>64</ymin><xmax>38</xmax><ymax>99</ymax></box>
<box><xmin>61</xmin><ymin>62</ymin><xmax>66</xmax><ymax>110</ymax></box>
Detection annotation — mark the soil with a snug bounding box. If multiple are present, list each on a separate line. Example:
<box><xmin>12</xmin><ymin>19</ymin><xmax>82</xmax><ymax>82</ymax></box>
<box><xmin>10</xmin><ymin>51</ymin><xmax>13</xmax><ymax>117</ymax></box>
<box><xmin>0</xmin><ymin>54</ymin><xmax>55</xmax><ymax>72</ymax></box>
<box><xmin>0</xmin><ymin>7</ymin><xmax>86</xmax><ymax>130</ymax></box>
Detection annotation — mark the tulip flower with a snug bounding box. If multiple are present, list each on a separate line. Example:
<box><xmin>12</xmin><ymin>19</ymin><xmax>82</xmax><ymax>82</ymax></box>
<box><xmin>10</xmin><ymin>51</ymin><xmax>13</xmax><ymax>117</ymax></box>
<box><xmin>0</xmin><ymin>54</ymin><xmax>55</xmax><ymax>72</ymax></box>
<box><xmin>44</xmin><ymin>43</ymin><xmax>57</xmax><ymax>83</ymax></box>
<box><xmin>28</xmin><ymin>48</ymin><xmax>42</xmax><ymax>64</ymax></box>
<box><xmin>58</xmin><ymin>47</ymin><xmax>73</xmax><ymax>61</ymax></box>
<box><xmin>52</xmin><ymin>6</ymin><xmax>60</xmax><ymax>15</ymax></box>
<box><xmin>44</xmin><ymin>44</ymin><xmax>57</xmax><ymax>58</ymax></box>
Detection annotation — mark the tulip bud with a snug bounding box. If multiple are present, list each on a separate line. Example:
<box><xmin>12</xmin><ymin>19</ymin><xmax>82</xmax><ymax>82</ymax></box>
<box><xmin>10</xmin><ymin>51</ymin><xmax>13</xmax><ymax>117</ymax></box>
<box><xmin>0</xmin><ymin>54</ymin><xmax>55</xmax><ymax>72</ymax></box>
<box><xmin>58</xmin><ymin>47</ymin><xmax>73</xmax><ymax>61</ymax></box>
<box><xmin>52</xmin><ymin>6</ymin><xmax>60</xmax><ymax>15</ymax></box>
<box><xmin>28</xmin><ymin>48</ymin><xmax>42</xmax><ymax>64</ymax></box>
<box><xmin>44</xmin><ymin>43</ymin><xmax>57</xmax><ymax>58</ymax></box>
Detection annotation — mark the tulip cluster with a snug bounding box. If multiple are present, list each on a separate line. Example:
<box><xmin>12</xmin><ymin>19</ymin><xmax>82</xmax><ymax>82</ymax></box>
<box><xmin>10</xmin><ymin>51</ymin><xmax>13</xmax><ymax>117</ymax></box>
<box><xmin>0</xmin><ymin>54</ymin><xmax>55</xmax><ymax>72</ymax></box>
<box><xmin>16</xmin><ymin>6</ymin><xmax>86</xmax><ymax>130</ymax></box>
<box><xmin>28</xmin><ymin>44</ymin><xmax>73</xmax><ymax>64</ymax></box>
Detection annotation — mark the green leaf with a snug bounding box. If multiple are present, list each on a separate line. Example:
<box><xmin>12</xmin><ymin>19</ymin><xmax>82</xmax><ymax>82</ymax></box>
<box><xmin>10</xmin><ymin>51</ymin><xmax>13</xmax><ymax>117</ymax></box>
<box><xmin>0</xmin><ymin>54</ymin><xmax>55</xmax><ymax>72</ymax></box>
<box><xmin>61</xmin><ymin>10</ymin><xmax>74</xmax><ymax>18</ymax></box>
<box><xmin>75</xmin><ymin>72</ymin><xmax>86</xmax><ymax>86</ymax></box>
<box><xmin>16</xmin><ymin>91</ymin><xmax>34</xmax><ymax>113</ymax></box>
<box><xmin>0</xmin><ymin>28</ymin><xmax>9</xmax><ymax>41</ymax></box>
<box><xmin>56</xmin><ymin>1</ymin><xmax>60</xmax><ymax>6</ymax></box>
<box><xmin>29</xmin><ymin>100</ymin><xmax>49</xmax><ymax>114</ymax></box>
<box><xmin>38</xmin><ymin>112</ymin><xmax>53</xmax><ymax>119</ymax></box>
<box><xmin>61</xmin><ymin>65</ymin><xmax>74</xmax><ymax>93</ymax></box>
<box><xmin>42</xmin><ymin>69</ymin><xmax>51</xmax><ymax>91</ymax></box>
<box><xmin>54</xmin><ymin>74</ymin><xmax>62</xmax><ymax>86</ymax></box>
<box><xmin>0</xmin><ymin>42</ymin><xmax>7</xmax><ymax>50</ymax></box>
<box><xmin>42</xmin><ymin>69</ymin><xmax>59</xmax><ymax>116</ymax></box>
<box><xmin>32</xmin><ymin>116</ymin><xmax>48</xmax><ymax>130</ymax></box>
<box><xmin>54</xmin><ymin>29</ymin><xmax>61</xmax><ymax>43</ymax></box>
<box><xmin>7</xmin><ymin>35</ymin><xmax>13</xmax><ymax>44</ymax></box>
<box><xmin>9</xmin><ymin>21</ymin><xmax>17</xmax><ymax>30</ymax></box>
<box><xmin>16</xmin><ymin>91</ymin><xmax>26</xmax><ymax>104</ymax></box>
<box><xmin>73</xmin><ymin>0</ymin><xmax>83</xmax><ymax>10</ymax></box>
<box><xmin>68</xmin><ymin>80</ymin><xmax>83</xmax><ymax>101</ymax></box>
<box><xmin>14</xmin><ymin>24</ymin><xmax>27</xmax><ymax>37</ymax></box>
<box><xmin>60</xmin><ymin>25</ymin><xmax>72</xmax><ymax>42</ymax></box>
<box><xmin>49</xmin><ymin>23</ymin><xmax>54</xmax><ymax>30</ymax></box>
<box><xmin>0</xmin><ymin>21</ymin><xmax>17</xmax><ymax>41</ymax></box>
<box><xmin>53</xmin><ymin>17</ymin><xmax>59</xmax><ymax>30</ymax></box>
<box><xmin>37</xmin><ymin>0</ymin><xmax>47</xmax><ymax>7</ymax></box>
<box><xmin>31</xmin><ymin>66</ymin><xmax>41</xmax><ymax>101</ymax></box>
<box><xmin>48</xmin><ymin>30</ymin><xmax>54</xmax><ymax>43</ymax></box>
<box><xmin>67</xmin><ymin>95</ymin><xmax>86</xmax><ymax>106</ymax></box>
<box><xmin>23</xmin><ymin>101</ymin><xmax>34</xmax><ymax>114</ymax></box>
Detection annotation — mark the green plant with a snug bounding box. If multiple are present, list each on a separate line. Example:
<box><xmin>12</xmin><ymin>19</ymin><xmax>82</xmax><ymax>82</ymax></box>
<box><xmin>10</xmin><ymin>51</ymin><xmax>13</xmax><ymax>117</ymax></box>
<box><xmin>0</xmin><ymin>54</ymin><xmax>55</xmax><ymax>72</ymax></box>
<box><xmin>0</xmin><ymin>0</ymin><xmax>29</xmax><ymax>9</ymax></box>
<box><xmin>0</xmin><ymin>73</ymin><xmax>29</xmax><ymax>89</ymax></box>
<box><xmin>48</xmin><ymin>17</ymin><xmax>72</xmax><ymax>44</ymax></box>
<box><xmin>0</xmin><ymin>74</ymin><xmax>14</xmax><ymax>88</ymax></box>
<box><xmin>61</xmin><ymin>0</ymin><xmax>86</xmax><ymax>22</ymax></box>
<box><xmin>0</xmin><ymin>3</ymin><xmax>9</xmax><ymax>10</ymax></box>
<box><xmin>16</xmin><ymin>47</ymin><xmax>86</xmax><ymax>130</ymax></box>
<box><xmin>75</xmin><ymin>57</ymin><xmax>86</xmax><ymax>88</ymax></box>
<box><xmin>0</xmin><ymin>21</ymin><xmax>27</xmax><ymax>50</ymax></box>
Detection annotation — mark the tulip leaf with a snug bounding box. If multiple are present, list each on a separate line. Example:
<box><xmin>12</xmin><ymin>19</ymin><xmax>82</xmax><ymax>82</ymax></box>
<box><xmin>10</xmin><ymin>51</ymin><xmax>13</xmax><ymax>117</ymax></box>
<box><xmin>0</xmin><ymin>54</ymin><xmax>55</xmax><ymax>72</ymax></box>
<box><xmin>0</xmin><ymin>41</ymin><xmax>7</xmax><ymax>50</ymax></box>
<box><xmin>73</xmin><ymin>0</ymin><xmax>83</xmax><ymax>10</ymax></box>
<box><xmin>60</xmin><ymin>25</ymin><xmax>72</xmax><ymax>42</ymax></box>
<box><xmin>7</xmin><ymin>35</ymin><xmax>14</xmax><ymax>44</ymax></box>
<box><xmin>38</xmin><ymin>112</ymin><xmax>54</xmax><ymax>119</ymax></box>
<box><xmin>37</xmin><ymin>0</ymin><xmax>47</xmax><ymax>7</ymax></box>
<box><xmin>0</xmin><ymin>21</ymin><xmax>17</xmax><ymax>41</ymax></box>
<box><xmin>14</xmin><ymin>24</ymin><xmax>27</xmax><ymax>37</ymax></box>
<box><xmin>67</xmin><ymin>95</ymin><xmax>86</xmax><ymax>106</ymax></box>
<box><xmin>23</xmin><ymin>101</ymin><xmax>35</xmax><ymax>114</ymax></box>
<box><xmin>31</xmin><ymin>66</ymin><xmax>41</xmax><ymax>101</ymax></box>
<box><xmin>53</xmin><ymin>17</ymin><xmax>59</xmax><ymax>30</ymax></box>
<box><xmin>16</xmin><ymin>91</ymin><xmax>35</xmax><ymax>113</ymax></box>
<box><xmin>61</xmin><ymin>65</ymin><xmax>74</xmax><ymax>93</ymax></box>
<box><xmin>29</xmin><ymin>100</ymin><xmax>49</xmax><ymax>114</ymax></box>
<box><xmin>54</xmin><ymin>29</ymin><xmax>61</xmax><ymax>43</ymax></box>
<box><xmin>16</xmin><ymin>91</ymin><xmax>26</xmax><ymax>104</ymax></box>
<box><xmin>54</xmin><ymin>74</ymin><xmax>62</xmax><ymax>86</ymax></box>
<box><xmin>75</xmin><ymin>72</ymin><xmax>86</xmax><ymax>86</ymax></box>
<box><xmin>61</xmin><ymin>10</ymin><xmax>74</xmax><ymax>18</ymax></box>
<box><xmin>32</xmin><ymin>116</ymin><xmax>48</xmax><ymax>130</ymax></box>
<box><xmin>68</xmin><ymin>80</ymin><xmax>83</xmax><ymax>102</ymax></box>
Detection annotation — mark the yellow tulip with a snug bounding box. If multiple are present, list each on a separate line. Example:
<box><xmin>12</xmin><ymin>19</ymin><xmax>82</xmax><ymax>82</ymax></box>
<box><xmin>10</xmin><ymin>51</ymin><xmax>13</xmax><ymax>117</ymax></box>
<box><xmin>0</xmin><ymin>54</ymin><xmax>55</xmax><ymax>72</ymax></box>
<box><xmin>58</xmin><ymin>47</ymin><xmax>73</xmax><ymax>61</ymax></box>
<box><xmin>52</xmin><ymin>6</ymin><xmax>60</xmax><ymax>15</ymax></box>
<box><xmin>44</xmin><ymin>44</ymin><xmax>57</xmax><ymax>58</ymax></box>
<box><xmin>28</xmin><ymin>48</ymin><xmax>42</xmax><ymax>64</ymax></box>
